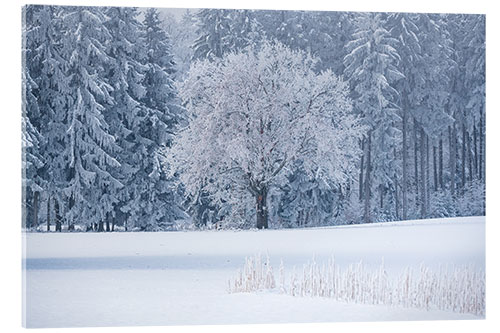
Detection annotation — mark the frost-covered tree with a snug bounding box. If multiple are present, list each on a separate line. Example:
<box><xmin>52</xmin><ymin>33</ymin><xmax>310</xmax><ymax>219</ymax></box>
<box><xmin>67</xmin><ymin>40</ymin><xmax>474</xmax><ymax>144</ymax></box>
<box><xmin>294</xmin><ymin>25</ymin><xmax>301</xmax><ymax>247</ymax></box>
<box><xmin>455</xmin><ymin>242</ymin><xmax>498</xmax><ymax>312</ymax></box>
<box><xmin>192</xmin><ymin>9</ymin><xmax>232</xmax><ymax>60</ymax></box>
<box><xmin>22</xmin><ymin>72</ymin><xmax>44</xmax><ymax>229</ymax></box>
<box><xmin>440</xmin><ymin>14</ymin><xmax>485</xmax><ymax>216</ymax></box>
<box><xmin>464</xmin><ymin>15</ymin><xmax>485</xmax><ymax>189</ymax></box>
<box><xmin>411</xmin><ymin>14</ymin><xmax>455</xmax><ymax>217</ymax></box>
<box><xmin>192</xmin><ymin>9</ymin><xmax>262</xmax><ymax>61</ymax></box>
<box><xmin>162</xmin><ymin>9</ymin><xmax>197</xmax><ymax>79</ymax></box>
<box><xmin>103</xmin><ymin>6</ymin><xmax>149</xmax><ymax>231</ymax></box>
<box><xmin>343</xmin><ymin>13</ymin><xmax>404</xmax><ymax>223</ymax></box>
<box><xmin>460</xmin><ymin>15</ymin><xmax>485</xmax><ymax>186</ymax></box>
<box><xmin>386</xmin><ymin>13</ymin><xmax>422</xmax><ymax>220</ymax></box>
<box><xmin>23</xmin><ymin>5</ymin><xmax>71</xmax><ymax>231</ymax></box>
<box><xmin>23</xmin><ymin>6</ymin><xmax>43</xmax><ymax>229</ymax></box>
<box><xmin>61</xmin><ymin>6</ymin><xmax>121</xmax><ymax>231</ymax></box>
<box><xmin>275</xmin><ymin>163</ymin><xmax>342</xmax><ymax>228</ymax></box>
<box><xmin>169</xmin><ymin>42</ymin><xmax>363</xmax><ymax>229</ymax></box>
<box><xmin>134</xmin><ymin>8</ymin><xmax>186</xmax><ymax>230</ymax></box>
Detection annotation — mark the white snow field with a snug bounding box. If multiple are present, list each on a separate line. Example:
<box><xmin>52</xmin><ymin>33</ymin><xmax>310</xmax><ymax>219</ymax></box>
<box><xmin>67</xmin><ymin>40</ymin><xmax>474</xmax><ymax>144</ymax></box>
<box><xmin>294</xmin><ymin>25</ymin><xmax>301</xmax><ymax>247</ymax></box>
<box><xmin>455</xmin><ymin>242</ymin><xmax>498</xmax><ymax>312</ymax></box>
<box><xmin>23</xmin><ymin>216</ymin><xmax>485</xmax><ymax>328</ymax></box>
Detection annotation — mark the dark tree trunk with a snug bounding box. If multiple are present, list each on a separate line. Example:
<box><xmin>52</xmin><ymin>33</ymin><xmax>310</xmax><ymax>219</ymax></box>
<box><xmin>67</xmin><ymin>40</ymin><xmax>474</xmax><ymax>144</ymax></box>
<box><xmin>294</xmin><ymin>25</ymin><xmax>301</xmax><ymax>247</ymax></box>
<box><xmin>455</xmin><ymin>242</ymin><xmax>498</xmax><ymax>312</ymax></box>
<box><xmin>420</xmin><ymin>126</ymin><xmax>427</xmax><ymax>218</ymax></box>
<box><xmin>359</xmin><ymin>138</ymin><xmax>365</xmax><ymax>202</ymax></box>
<box><xmin>479</xmin><ymin>112</ymin><xmax>484</xmax><ymax>181</ymax></box>
<box><xmin>394</xmin><ymin>180</ymin><xmax>399</xmax><ymax>220</ymax></box>
<box><xmin>449</xmin><ymin>125</ymin><xmax>456</xmax><ymax>197</ymax></box>
<box><xmin>54</xmin><ymin>200</ymin><xmax>62</xmax><ymax>232</ymax></box>
<box><xmin>394</xmin><ymin>147</ymin><xmax>400</xmax><ymax>220</ymax></box>
<box><xmin>467</xmin><ymin>129</ymin><xmax>473</xmax><ymax>182</ymax></box>
<box><xmin>33</xmin><ymin>191</ymin><xmax>39</xmax><ymax>229</ymax></box>
<box><xmin>402</xmin><ymin>109</ymin><xmax>408</xmax><ymax>220</ymax></box>
<box><xmin>414</xmin><ymin>118</ymin><xmax>419</xmax><ymax>201</ymax></box>
<box><xmin>426</xmin><ymin>135</ymin><xmax>430</xmax><ymax>211</ymax></box>
<box><xmin>46</xmin><ymin>196</ymin><xmax>51</xmax><ymax>232</ymax></box>
<box><xmin>462</xmin><ymin>123</ymin><xmax>466</xmax><ymax>191</ymax></box>
<box><xmin>379</xmin><ymin>185</ymin><xmax>383</xmax><ymax>209</ymax></box>
<box><xmin>98</xmin><ymin>221</ymin><xmax>104</xmax><ymax>232</ymax></box>
<box><xmin>439</xmin><ymin>136</ymin><xmax>444</xmax><ymax>190</ymax></box>
<box><xmin>433</xmin><ymin>145</ymin><xmax>438</xmax><ymax>191</ymax></box>
<box><xmin>112</xmin><ymin>216</ymin><xmax>115</xmax><ymax>232</ymax></box>
<box><xmin>364</xmin><ymin>131</ymin><xmax>372</xmax><ymax>224</ymax></box>
<box><xmin>105</xmin><ymin>212</ymin><xmax>110</xmax><ymax>232</ymax></box>
<box><xmin>473</xmin><ymin>124</ymin><xmax>478</xmax><ymax>178</ymax></box>
<box><xmin>68</xmin><ymin>195</ymin><xmax>75</xmax><ymax>231</ymax></box>
<box><xmin>256</xmin><ymin>186</ymin><xmax>269</xmax><ymax>229</ymax></box>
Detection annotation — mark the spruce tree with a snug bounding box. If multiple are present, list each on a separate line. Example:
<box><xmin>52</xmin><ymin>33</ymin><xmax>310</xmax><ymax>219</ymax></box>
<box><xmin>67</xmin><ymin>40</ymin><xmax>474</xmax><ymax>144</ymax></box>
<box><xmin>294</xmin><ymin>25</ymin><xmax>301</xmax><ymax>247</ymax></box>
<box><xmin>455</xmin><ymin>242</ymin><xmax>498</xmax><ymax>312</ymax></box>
<box><xmin>61</xmin><ymin>6</ymin><xmax>121</xmax><ymax>230</ymax></box>
<box><xmin>343</xmin><ymin>13</ymin><xmax>404</xmax><ymax>223</ymax></box>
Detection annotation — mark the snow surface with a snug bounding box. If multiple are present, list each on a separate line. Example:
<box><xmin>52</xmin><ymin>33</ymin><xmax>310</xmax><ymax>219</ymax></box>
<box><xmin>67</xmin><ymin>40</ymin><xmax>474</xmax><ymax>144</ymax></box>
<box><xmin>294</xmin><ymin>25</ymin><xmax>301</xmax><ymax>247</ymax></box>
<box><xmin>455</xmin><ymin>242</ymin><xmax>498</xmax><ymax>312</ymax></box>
<box><xmin>23</xmin><ymin>216</ymin><xmax>485</xmax><ymax>328</ymax></box>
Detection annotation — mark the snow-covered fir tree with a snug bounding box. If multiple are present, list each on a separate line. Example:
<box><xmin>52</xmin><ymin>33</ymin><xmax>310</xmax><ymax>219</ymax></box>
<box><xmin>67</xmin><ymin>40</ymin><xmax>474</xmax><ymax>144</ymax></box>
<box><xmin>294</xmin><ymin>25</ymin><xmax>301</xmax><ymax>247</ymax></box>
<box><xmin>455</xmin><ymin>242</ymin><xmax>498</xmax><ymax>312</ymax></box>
<box><xmin>22</xmin><ymin>72</ymin><xmax>44</xmax><ymax>229</ymax></box>
<box><xmin>138</xmin><ymin>8</ymin><xmax>187</xmax><ymax>230</ymax></box>
<box><xmin>343</xmin><ymin>13</ymin><xmax>404</xmax><ymax>223</ymax></box>
<box><xmin>192</xmin><ymin>9</ymin><xmax>232</xmax><ymax>60</ymax></box>
<box><xmin>162</xmin><ymin>9</ymin><xmax>197</xmax><ymax>79</ymax></box>
<box><xmin>103</xmin><ymin>6</ymin><xmax>149</xmax><ymax>231</ymax></box>
<box><xmin>61</xmin><ymin>6</ymin><xmax>121</xmax><ymax>231</ymax></box>
<box><xmin>24</xmin><ymin>5</ymin><xmax>71</xmax><ymax>231</ymax></box>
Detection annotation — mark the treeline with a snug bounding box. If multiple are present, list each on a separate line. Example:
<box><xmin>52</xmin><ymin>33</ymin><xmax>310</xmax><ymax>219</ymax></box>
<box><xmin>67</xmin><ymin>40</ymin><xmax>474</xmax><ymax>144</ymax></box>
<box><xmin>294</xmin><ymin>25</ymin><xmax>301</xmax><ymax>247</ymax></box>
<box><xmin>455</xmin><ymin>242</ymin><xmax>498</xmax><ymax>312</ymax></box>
<box><xmin>22</xmin><ymin>6</ymin><xmax>485</xmax><ymax>231</ymax></box>
<box><xmin>22</xmin><ymin>6</ymin><xmax>186</xmax><ymax>231</ymax></box>
<box><xmin>165</xmin><ymin>9</ymin><xmax>485</xmax><ymax>228</ymax></box>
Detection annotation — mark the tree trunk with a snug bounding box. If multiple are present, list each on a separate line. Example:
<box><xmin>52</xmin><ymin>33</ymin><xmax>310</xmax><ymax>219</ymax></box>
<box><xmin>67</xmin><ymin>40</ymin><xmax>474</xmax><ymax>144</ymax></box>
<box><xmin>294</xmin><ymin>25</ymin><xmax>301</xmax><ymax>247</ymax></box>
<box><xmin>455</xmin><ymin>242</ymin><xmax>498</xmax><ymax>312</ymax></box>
<box><xmin>473</xmin><ymin>124</ymin><xmax>478</xmax><ymax>178</ymax></box>
<box><xmin>449</xmin><ymin>125</ymin><xmax>456</xmax><ymax>197</ymax></box>
<box><xmin>379</xmin><ymin>185</ymin><xmax>383</xmax><ymax>210</ymax></box>
<box><xmin>414</xmin><ymin>118</ymin><xmax>419</xmax><ymax>202</ymax></box>
<box><xmin>363</xmin><ymin>130</ymin><xmax>372</xmax><ymax>224</ymax></box>
<box><xmin>426</xmin><ymin>135</ymin><xmax>430</xmax><ymax>212</ymax></box>
<box><xmin>54</xmin><ymin>200</ymin><xmax>62</xmax><ymax>232</ymax></box>
<box><xmin>112</xmin><ymin>216</ymin><xmax>115</xmax><ymax>232</ymax></box>
<box><xmin>105</xmin><ymin>212</ymin><xmax>110</xmax><ymax>232</ymax></box>
<box><xmin>46</xmin><ymin>196</ymin><xmax>51</xmax><ymax>232</ymax></box>
<box><xmin>98</xmin><ymin>221</ymin><xmax>104</xmax><ymax>232</ymax></box>
<box><xmin>439</xmin><ymin>136</ymin><xmax>443</xmax><ymax>190</ymax></box>
<box><xmin>433</xmin><ymin>145</ymin><xmax>438</xmax><ymax>191</ymax></box>
<box><xmin>394</xmin><ymin>180</ymin><xmax>399</xmax><ymax>220</ymax></box>
<box><xmin>256</xmin><ymin>186</ymin><xmax>269</xmax><ymax>229</ymax></box>
<box><xmin>420</xmin><ymin>126</ymin><xmax>426</xmax><ymax>218</ymax></box>
<box><xmin>467</xmin><ymin>129</ymin><xmax>473</xmax><ymax>183</ymax></box>
<box><xmin>68</xmin><ymin>194</ymin><xmax>75</xmax><ymax>231</ymax></box>
<box><xmin>32</xmin><ymin>191</ymin><xmax>39</xmax><ymax>229</ymax></box>
<box><xmin>359</xmin><ymin>138</ymin><xmax>365</xmax><ymax>202</ymax></box>
<box><xmin>479</xmin><ymin>112</ymin><xmax>484</xmax><ymax>181</ymax></box>
<box><xmin>462</xmin><ymin>123</ymin><xmax>466</xmax><ymax>191</ymax></box>
<box><xmin>402</xmin><ymin>109</ymin><xmax>408</xmax><ymax>220</ymax></box>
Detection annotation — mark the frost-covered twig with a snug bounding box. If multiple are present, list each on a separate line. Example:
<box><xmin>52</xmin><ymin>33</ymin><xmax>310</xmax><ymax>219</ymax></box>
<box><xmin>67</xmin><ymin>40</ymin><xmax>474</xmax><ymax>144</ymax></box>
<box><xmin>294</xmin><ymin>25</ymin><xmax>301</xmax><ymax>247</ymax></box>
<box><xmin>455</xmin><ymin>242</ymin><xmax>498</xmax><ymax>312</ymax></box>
<box><xmin>228</xmin><ymin>254</ymin><xmax>485</xmax><ymax>316</ymax></box>
<box><xmin>228</xmin><ymin>254</ymin><xmax>275</xmax><ymax>293</ymax></box>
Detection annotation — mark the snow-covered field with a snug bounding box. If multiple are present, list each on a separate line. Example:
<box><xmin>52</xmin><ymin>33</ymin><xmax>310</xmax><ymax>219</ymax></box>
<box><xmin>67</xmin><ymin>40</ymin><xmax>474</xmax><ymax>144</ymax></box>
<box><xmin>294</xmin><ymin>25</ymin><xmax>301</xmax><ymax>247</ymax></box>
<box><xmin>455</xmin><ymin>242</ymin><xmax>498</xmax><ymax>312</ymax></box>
<box><xmin>22</xmin><ymin>216</ymin><xmax>485</xmax><ymax>328</ymax></box>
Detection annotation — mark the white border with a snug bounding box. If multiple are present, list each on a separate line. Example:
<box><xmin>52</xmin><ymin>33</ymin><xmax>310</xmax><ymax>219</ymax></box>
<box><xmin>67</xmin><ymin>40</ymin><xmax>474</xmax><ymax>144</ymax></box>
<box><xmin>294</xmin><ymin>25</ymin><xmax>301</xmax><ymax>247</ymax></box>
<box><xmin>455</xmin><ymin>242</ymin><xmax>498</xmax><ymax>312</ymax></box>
<box><xmin>2</xmin><ymin>1</ymin><xmax>498</xmax><ymax>333</ymax></box>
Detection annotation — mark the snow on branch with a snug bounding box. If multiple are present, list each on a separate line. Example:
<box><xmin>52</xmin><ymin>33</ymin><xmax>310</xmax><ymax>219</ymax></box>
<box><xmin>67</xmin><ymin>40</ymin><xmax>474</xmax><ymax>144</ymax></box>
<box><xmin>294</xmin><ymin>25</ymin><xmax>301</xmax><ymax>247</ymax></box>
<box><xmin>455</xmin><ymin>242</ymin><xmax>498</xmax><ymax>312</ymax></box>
<box><xmin>167</xmin><ymin>41</ymin><xmax>364</xmax><ymax>226</ymax></box>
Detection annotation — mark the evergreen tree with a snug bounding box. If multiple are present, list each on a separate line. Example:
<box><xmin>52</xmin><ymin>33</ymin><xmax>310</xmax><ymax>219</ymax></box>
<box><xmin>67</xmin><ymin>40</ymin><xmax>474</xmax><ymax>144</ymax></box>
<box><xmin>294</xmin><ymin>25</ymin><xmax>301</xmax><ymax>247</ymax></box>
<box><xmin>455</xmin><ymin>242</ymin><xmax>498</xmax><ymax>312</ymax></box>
<box><xmin>343</xmin><ymin>13</ymin><xmax>404</xmax><ymax>223</ymax></box>
<box><xmin>192</xmin><ymin>9</ymin><xmax>262</xmax><ymax>61</ymax></box>
<box><xmin>136</xmin><ymin>8</ymin><xmax>186</xmax><ymax>230</ymax></box>
<box><xmin>386</xmin><ymin>13</ymin><xmax>423</xmax><ymax>220</ymax></box>
<box><xmin>22</xmin><ymin>70</ymin><xmax>44</xmax><ymax>229</ymax></box>
<box><xmin>61</xmin><ymin>6</ymin><xmax>121</xmax><ymax>231</ymax></box>
<box><xmin>103</xmin><ymin>6</ymin><xmax>149</xmax><ymax>231</ymax></box>
<box><xmin>162</xmin><ymin>9</ymin><xmax>197</xmax><ymax>79</ymax></box>
<box><xmin>24</xmin><ymin>5</ymin><xmax>70</xmax><ymax>230</ymax></box>
<box><xmin>192</xmin><ymin>9</ymin><xmax>232</xmax><ymax>60</ymax></box>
